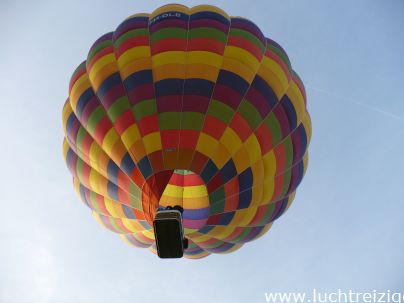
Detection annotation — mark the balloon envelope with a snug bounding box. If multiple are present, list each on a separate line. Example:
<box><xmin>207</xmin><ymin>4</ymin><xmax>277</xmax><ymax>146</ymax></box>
<box><xmin>62</xmin><ymin>4</ymin><xmax>311</xmax><ymax>259</ymax></box>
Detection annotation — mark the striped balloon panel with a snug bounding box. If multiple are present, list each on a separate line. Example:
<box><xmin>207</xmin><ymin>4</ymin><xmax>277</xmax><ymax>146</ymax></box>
<box><xmin>62</xmin><ymin>4</ymin><xmax>311</xmax><ymax>258</ymax></box>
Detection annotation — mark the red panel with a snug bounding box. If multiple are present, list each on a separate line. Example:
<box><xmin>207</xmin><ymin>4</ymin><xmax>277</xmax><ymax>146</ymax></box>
<box><xmin>115</xmin><ymin>36</ymin><xmax>149</xmax><ymax>58</ymax></box>
<box><xmin>161</xmin><ymin>130</ymin><xmax>180</xmax><ymax>149</ymax></box>
<box><xmin>114</xmin><ymin>110</ymin><xmax>135</xmax><ymax>134</ymax></box>
<box><xmin>229</xmin><ymin>113</ymin><xmax>252</xmax><ymax>142</ymax></box>
<box><xmin>254</xmin><ymin>123</ymin><xmax>273</xmax><ymax>154</ymax></box>
<box><xmin>227</xmin><ymin>36</ymin><xmax>263</xmax><ymax>61</ymax></box>
<box><xmin>188</xmin><ymin>38</ymin><xmax>224</xmax><ymax>54</ymax></box>
<box><xmin>202</xmin><ymin>115</ymin><xmax>226</xmax><ymax>140</ymax></box>
<box><xmin>179</xmin><ymin>129</ymin><xmax>199</xmax><ymax>149</ymax></box>
<box><xmin>138</xmin><ymin>114</ymin><xmax>159</xmax><ymax>136</ymax></box>
<box><xmin>151</xmin><ymin>38</ymin><xmax>188</xmax><ymax>54</ymax></box>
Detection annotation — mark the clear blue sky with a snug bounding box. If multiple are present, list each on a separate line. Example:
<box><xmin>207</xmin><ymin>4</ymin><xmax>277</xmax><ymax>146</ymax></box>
<box><xmin>1</xmin><ymin>1</ymin><xmax>403</xmax><ymax>302</ymax></box>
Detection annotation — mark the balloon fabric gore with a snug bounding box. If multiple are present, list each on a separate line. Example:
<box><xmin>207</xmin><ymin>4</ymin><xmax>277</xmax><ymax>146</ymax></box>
<box><xmin>62</xmin><ymin>4</ymin><xmax>312</xmax><ymax>259</ymax></box>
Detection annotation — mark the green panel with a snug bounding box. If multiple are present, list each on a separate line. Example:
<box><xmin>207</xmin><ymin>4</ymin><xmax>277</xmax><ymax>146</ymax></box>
<box><xmin>189</xmin><ymin>27</ymin><xmax>227</xmax><ymax>43</ymax></box>
<box><xmin>76</xmin><ymin>126</ymin><xmax>87</xmax><ymax>150</ymax></box>
<box><xmin>229</xmin><ymin>28</ymin><xmax>265</xmax><ymax>53</ymax></box>
<box><xmin>132</xmin><ymin>99</ymin><xmax>157</xmax><ymax>120</ymax></box>
<box><xmin>280</xmin><ymin>169</ymin><xmax>292</xmax><ymax>198</ymax></box>
<box><xmin>128</xmin><ymin>181</ymin><xmax>142</xmax><ymax>209</ymax></box>
<box><xmin>158</xmin><ymin>112</ymin><xmax>181</xmax><ymax>130</ymax></box>
<box><xmin>87</xmin><ymin>106</ymin><xmax>105</xmax><ymax>135</ymax></box>
<box><xmin>87</xmin><ymin>40</ymin><xmax>112</xmax><ymax>63</ymax></box>
<box><xmin>150</xmin><ymin>28</ymin><xmax>187</xmax><ymax>44</ymax></box>
<box><xmin>107</xmin><ymin>96</ymin><xmax>130</xmax><ymax>123</ymax></box>
<box><xmin>261</xmin><ymin>202</ymin><xmax>276</xmax><ymax>223</ymax></box>
<box><xmin>114</xmin><ymin>28</ymin><xmax>149</xmax><ymax>49</ymax></box>
<box><xmin>209</xmin><ymin>188</ymin><xmax>225</xmax><ymax>214</ymax></box>
<box><xmin>207</xmin><ymin>100</ymin><xmax>234</xmax><ymax>124</ymax></box>
<box><xmin>210</xmin><ymin>200</ymin><xmax>225</xmax><ymax>215</ymax></box>
<box><xmin>267</xmin><ymin>44</ymin><xmax>292</xmax><ymax>71</ymax></box>
<box><xmin>90</xmin><ymin>191</ymin><xmax>102</xmax><ymax>213</ymax></box>
<box><xmin>76</xmin><ymin>157</ymin><xmax>84</xmax><ymax>177</ymax></box>
<box><xmin>181</xmin><ymin>112</ymin><xmax>204</xmax><ymax>130</ymax></box>
<box><xmin>238</xmin><ymin>100</ymin><xmax>262</xmax><ymax>130</ymax></box>
<box><xmin>264</xmin><ymin>112</ymin><xmax>282</xmax><ymax>147</ymax></box>
<box><xmin>109</xmin><ymin>217</ymin><xmax>125</xmax><ymax>233</ymax></box>
<box><xmin>232</xmin><ymin>227</ymin><xmax>252</xmax><ymax>243</ymax></box>
<box><xmin>282</xmin><ymin>137</ymin><xmax>293</xmax><ymax>169</ymax></box>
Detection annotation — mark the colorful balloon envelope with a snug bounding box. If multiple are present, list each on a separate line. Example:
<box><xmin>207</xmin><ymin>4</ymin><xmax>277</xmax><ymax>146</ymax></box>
<box><xmin>62</xmin><ymin>4</ymin><xmax>311</xmax><ymax>259</ymax></box>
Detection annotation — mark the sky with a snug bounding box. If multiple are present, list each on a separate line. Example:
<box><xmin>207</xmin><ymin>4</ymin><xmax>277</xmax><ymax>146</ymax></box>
<box><xmin>1</xmin><ymin>0</ymin><xmax>404</xmax><ymax>302</ymax></box>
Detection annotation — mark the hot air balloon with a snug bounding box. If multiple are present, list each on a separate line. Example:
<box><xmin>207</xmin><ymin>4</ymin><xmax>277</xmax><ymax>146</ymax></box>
<box><xmin>62</xmin><ymin>4</ymin><xmax>311</xmax><ymax>259</ymax></box>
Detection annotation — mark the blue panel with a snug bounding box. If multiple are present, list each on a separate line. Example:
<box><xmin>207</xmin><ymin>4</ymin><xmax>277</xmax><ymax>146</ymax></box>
<box><xmin>75</xmin><ymin>88</ymin><xmax>93</xmax><ymax>116</ymax></box>
<box><xmin>96</xmin><ymin>73</ymin><xmax>121</xmax><ymax>98</ymax></box>
<box><xmin>190</xmin><ymin>11</ymin><xmax>230</xmax><ymax>25</ymax></box>
<box><xmin>238</xmin><ymin>168</ymin><xmax>253</xmax><ymax>192</ymax></box>
<box><xmin>220</xmin><ymin>160</ymin><xmax>237</xmax><ymax>183</ymax></box>
<box><xmin>217</xmin><ymin>70</ymin><xmax>249</xmax><ymax>96</ymax></box>
<box><xmin>280</xmin><ymin>95</ymin><xmax>297</xmax><ymax>130</ymax></box>
<box><xmin>107</xmin><ymin>160</ymin><xmax>120</xmax><ymax>184</ymax></box>
<box><xmin>154</xmin><ymin>79</ymin><xmax>184</xmax><ymax>97</ymax></box>
<box><xmin>200</xmin><ymin>159</ymin><xmax>218</xmax><ymax>183</ymax></box>
<box><xmin>252</xmin><ymin>76</ymin><xmax>278</xmax><ymax>108</ymax></box>
<box><xmin>120</xmin><ymin>152</ymin><xmax>136</xmax><ymax>176</ymax></box>
<box><xmin>123</xmin><ymin>70</ymin><xmax>153</xmax><ymax>90</ymax></box>
<box><xmin>137</xmin><ymin>156</ymin><xmax>152</xmax><ymax>179</ymax></box>
<box><xmin>107</xmin><ymin>181</ymin><xmax>120</xmax><ymax>201</ymax></box>
<box><xmin>198</xmin><ymin>225</ymin><xmax>215</xmax><ymax>234</ymax></box>
<box><xmin>238</xmin><ymin>188</ymin><xmax>252</xmax><ymax>209</ymax></box>
<box><xmin>184</xmin><ymin>79</ymin><xmax>214</xmax><ymax>97</ymax></box>
<box><xmin>122</xmin><ymin>204</ymin><xmax>136</xmax><ymax>219</ymax></box>
<box><xmin>219</xmin><ymin>211</ymin><xmax>235</xmax><ymax>225</ymax></box>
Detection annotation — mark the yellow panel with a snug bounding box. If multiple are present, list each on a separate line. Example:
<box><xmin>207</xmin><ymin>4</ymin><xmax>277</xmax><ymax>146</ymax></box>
<box><xmin>188</xmin><ymin>51</ymin><xmax>223</xmax><ymax>68</ymax></box>
<box><xmin>88</xmin><ymin>168</ymin><xmax>107</xmax><ymax>195</ymax></box>
<box><xmin>207</xmin><ymin>226</ymin><xmax>237</xmax><ymax>240</ymax></box>
<box><xmin>187</xmin><ymin>64</ymin><xmax>219</xmax><ymax>82</ymax></box>
<box><xmin>244</xmin><ymin>134</ymin><xmax>261</xmax><ymax>164</ymax></box>
<box><xmin>142</xmin><ymin>132</ymin><xmax>162</xmax><ymax>154</ymax></box>
<box><xmin>190</xmin><ymin>5</ymin><xmax>230</xmax><ymax>18</ymax></box>
<box><xmin>224</xmin><ymin>46</ymin><xmax>260</xmax><ymax>74</ymax></box>
<box><xmin>119</xmin><ymin>57</ymin><xmax>152</xmax><ymax>80</ymax></box>
<box><xmin>230</xmin><ymin>207</ymin><xmax>257</xmax><ymax>226</ymax></box>
<box><xmin>221</xmin><ymin>57</ymin><xmax>255</xmax><ymax>84</ymax></box>
<box><xmin>153</xmin><ymin>64</ymin><xmax>186</xmax><ymax>81</ymax></box>
<box><xmin>260</xmin><ymin>178</ymin><xmax>275</xmax><ymax>204</ymax></box>
<box><xmin>88</xmin><ymin>54</ymin><xmax>115</xmax><ymax>82</ymax></box>
<box><xmin>182</xmin><ymin>185</ymin><xmax>208</xmax><ymax>199</ymax></box>
<box><xmin>152</xmin><ymin>51</ymin><xmax>186</xmax><ymax>68</ymax></box>
<box><xmin>210</xmin><ymin>143</ymin><xmax>231</xmax><ymax>169</ymax></box>
<box><xmin>233</xmin><ymin>147</ymin><xmax>250</xmax><ymax>173</ymax></box>
<box><xmin>196</xmin><ymin>133</ymin><xmax>219</xmax><ymax>159</ymax></box>
<box><xmin>90</xmin><ymin>63</ymin><xmax>118</xmax><ymax>92</ymax></box>
<box><xmin>262</xmin><ymin>150</ymin><xmax>276</xmax><ymax>180</ymax></box>
<box><xmin>121</xmin><ymin>124</ymin><xmax>141</xmax><ymax>148</ymax></box>
<box><xmin>151</xmin><ymin>4</ymin><xmax>189</xmax><ymax>17</ymax></box>
<box><xmin>69</xmin><ymin>74</ymin><xmax>90</xmax><ymax>106</ymax></box>
<box><xmin>121</xmin><ymin>218</ymin><xmax>145</xmax><ymax>233</ymax></box>
<box><xmin>117</xmin><ymin>46</ymin><xmax>150</xmax><ymax>69</ymax></box>
<box><xmin>182</xmin><ymin>196</ymin><xmax>209</xmax><ymax>209</ymax></box>
<box><xmin>102</xmin><ymin>128</ymin><xmax>120</xmax><ymax>156</ymax></box>
<box><xmin>220</xmin><ymin>127</ymin><xmax>242</xmax><ymax>155</ymax></box>
<box><xmin>261</xmin><ymin>56</ymin><xmax>289</xmax><ymax>89</ymax></box>
<box><xmin>105</xmin><ymin>198</ymin><xmax>125</xmax><ymax>218</ymax></box>
<box><xmin>258</xmin><ymin>60</ymin><xmax>289</xmax><ymax>100</ymax></box>
<box><xmin>163</xmin><ymin>184</ymin><xmax>184</xmax><ymax>198</ymax></box>
<box><xmin>286</xmin><ymin>81</ymin><xmax>305</xmax><ymax>124</ymax></box>
<box><xmin>124</xmin><ymin>13</ymin><xmax>150</xmax><ymax>21</ymax></box>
